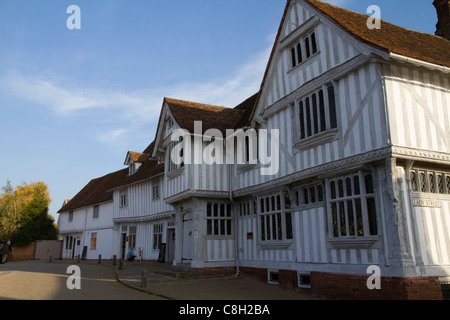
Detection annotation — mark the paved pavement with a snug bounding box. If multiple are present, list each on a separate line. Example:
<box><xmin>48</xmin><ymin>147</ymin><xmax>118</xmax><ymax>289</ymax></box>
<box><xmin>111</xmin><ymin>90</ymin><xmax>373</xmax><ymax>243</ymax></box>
<box><xmin>0</xmin><ymin>260</ymin><xmax>318</xmax><ymax>300</ymax></box>
<box><xmin>113</xmin><ymin>260</ymin><xmax>317</xmax><ymax>300</ymax></box>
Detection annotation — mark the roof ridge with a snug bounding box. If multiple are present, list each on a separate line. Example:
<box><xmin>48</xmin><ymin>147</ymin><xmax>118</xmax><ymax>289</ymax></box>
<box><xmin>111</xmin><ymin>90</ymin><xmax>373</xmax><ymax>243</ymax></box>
<box><xmin>165</xmin><ymin>97</ymin><xmax>228</xmax><ymax>111</ymax></box>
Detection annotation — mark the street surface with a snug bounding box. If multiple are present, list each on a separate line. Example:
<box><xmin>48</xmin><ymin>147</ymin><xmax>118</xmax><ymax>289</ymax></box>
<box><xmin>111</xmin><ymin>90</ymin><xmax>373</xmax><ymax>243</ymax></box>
<box><xmin>0</xmin><ymin>261</ymin><xmax>163</xmax><ymax>300</ymax></box>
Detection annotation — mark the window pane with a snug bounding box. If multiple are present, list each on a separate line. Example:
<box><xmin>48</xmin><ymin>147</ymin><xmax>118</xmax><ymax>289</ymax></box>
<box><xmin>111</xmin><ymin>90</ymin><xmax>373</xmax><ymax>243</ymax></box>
<box><xmin>227</xmin><ymin>220</ymin><xmax>232</xmax><ymax>236</ymax></box>
<box><xmin>330</xmin><ymin>181</ymin><xmax>336</xmax><ymax>199</ymax></box>
<box><xmin>277</xmin><ymin>213</ymin><xmax>282</xmax><ymax>240</ymax></box>
<box><xmin>310</xmin><ymin>186</ymin><xmax>316</xmax><ymax>203</ymax></box>
<box><xmin>297</xmin><ymin>43</ymin><xmax>303</xmax><ymax>64</ymax></box>
<box><xmin>291</xmin><ymin>47</ymin><xmax>297</xmax><ymax>67</ymax></box>
<box><xmin>207</xmin><ymin>220</ymin><xmax>212</xmax><ymax>236</ymax></box>
<box><xmin>303</xmin><ymin>188</ymin><xmax>309</xmax><ymax>204</ymax></box>
<box><xmin>354</xmin><ymin>176</ymin><xmax>361</xmax><ymax>195</ymax></box>
<box><xmin>347</xmin><ymin>200</ymin><xmax>355</xmax><ymax>236</ymax></box>
<box><xmin>312</xmin><ymin>93</ymin><xmax>319</xmax><ymax>134</ymax></box>
<box><xmin>260</xmin><ymin>216</ymin><xmax>266</xmax><ymax>240</ymax></box>
<box><xmin>311</xmin><ymin>32</ymin><xmax>317</xmax><ymax>54</ymax></box>
<box><xmin>429</xmin><ymin>173</ymin><xmax>436</xmax><ymax>193</ymax></box>
<box><xmin>346</xmin><ymin>177</ymin><xmax>352</xmax><ymax>197</ymax></box>
<box><xmin>319</xmin><ymin>90</ymin><xmax>326</xmax><ymax>132</ymax></box>
<box><xmin>318</xmin><ymin>185</ymin><xmax>324</xmax><ymax>202</ymax></box>
<box><xmin>438</xmin><ymin>174</ymin><xmax>445</xmax><ymax>194</ymax></box>
<box><xmin>285</xmin><ymin>212</ymin><xmax>293</xmax><ymax>239</ymax></box>
<box><xmin>207</xmin><ymin>203</ymin><xmax>212</xmax><ymax>217</ymax></box>
<box><xmin>306</xmin><ymin>97</ymin><xmax>312</xmax><ymax>137</ymax></box>
<box><xmin>420</xmin><ymin>171</ymin><xmax>427</xmax><ymax>192</ymax></box>
<box><xmin>285</xmin><ymin>192</ymin><xmax>291</xmax><ymax>209</ymax></box>
<box><xmin>367</xmin><ymin>198</ymin><xmax>378</xmax><ymax>236</ymax></box>
<box><xmin>220</xmin><ymin>220</ymin><xmax>225</xmax><ymax>235</ymax></box>
<box><xmin>355</xmin><ymin>199</ymin><xmax>364</xmax><ymax>236</ymax></box>
<box><xmin>338</xmin><ymin>179</ymin><xmax>344</xmax><ymax>198</ymax></box>
<box><xmin>339</xmin><ymin>202</ymin><xmax>346</xmax><ymax>236</ymax></box>
<box><xmin>299</xmin><ymin>101</ymin><xmax>306</xmax><ymax>139</ymax></box>
<box><xmin>331</xmin><ymin>203</ymin><xmax>338</xmax><ymax>237</ymax></box>
<box><xmin>365</xmin><ymin>175</ymin><xmax>374</xmax><ymax>194</ymax></box>
<box><xmin>328</xmin><ymin>86</ymin><xmax>337</xmax><ymax>129</ymax></box>
<box><xmin>305</xmin><ymin>36</ymin><xmax>311</xmax><ymax>58</ymax></box>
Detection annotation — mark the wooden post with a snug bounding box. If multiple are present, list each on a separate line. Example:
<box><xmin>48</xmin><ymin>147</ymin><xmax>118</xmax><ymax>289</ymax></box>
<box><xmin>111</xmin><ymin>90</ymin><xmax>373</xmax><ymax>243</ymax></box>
<box><xmin>113</xmin><ymin>255</ymin><xmax>117</xmax><ymax>266</ymax></box>
<box><xmin>141</xmin><ymin>269</ymin><xmax>148</xmax><ymax>288</ymax></box>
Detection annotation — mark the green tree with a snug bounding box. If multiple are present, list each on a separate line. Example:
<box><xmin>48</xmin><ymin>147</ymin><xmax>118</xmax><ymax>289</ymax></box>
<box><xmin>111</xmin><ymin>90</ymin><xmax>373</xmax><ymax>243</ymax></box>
<box><xmin>0</xmin><ymin>180</ymin><xmax>57</xmax><ymax>246</ymax></box>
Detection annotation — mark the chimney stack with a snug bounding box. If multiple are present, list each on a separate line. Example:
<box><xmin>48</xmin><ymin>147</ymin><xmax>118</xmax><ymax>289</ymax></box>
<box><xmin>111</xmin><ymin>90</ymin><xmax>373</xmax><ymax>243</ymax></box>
<box><xmin>434</xmin><ymin>0</ymin><xmax>450</xmax><ymax>40</ymax></box>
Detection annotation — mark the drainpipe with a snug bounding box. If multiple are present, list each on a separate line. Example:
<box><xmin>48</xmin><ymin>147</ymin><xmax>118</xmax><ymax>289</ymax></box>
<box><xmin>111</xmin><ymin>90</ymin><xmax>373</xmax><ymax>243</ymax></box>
<box><xmin>229</xmin><ymin>162</ymin><xmax>239</xmax><ymax>276</ymax></box>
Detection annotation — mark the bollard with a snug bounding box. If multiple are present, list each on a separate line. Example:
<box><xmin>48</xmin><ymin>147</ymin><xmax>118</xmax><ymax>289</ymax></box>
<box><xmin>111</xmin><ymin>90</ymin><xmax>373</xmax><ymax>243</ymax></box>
<box><xmin>98</xmin><ymin>254</ymin><xmax>102</xmax><ymax>264</ymax></box>
<box><xmin>119</xmin><ymin>259</ymin><xmax>123</xmax><ymax>270</ymax></box>
<box><xmin>113</xmin><ymin>255</ymin><xmax>117</xmax><ymax>266</ymax></box>
<box><xmin>77</xmin><ymin>255</ymin><xmax>81</xmax><ymax>263</ymax></box>
<box><xmin>141</xmin><ymin>269</ymin><xmax>148</xmax><ymax>288</ymax></box>
<box><xmin>49</xmin><ymin>256</ymin><xmax>52</xmax><ymax>263</ymax></box>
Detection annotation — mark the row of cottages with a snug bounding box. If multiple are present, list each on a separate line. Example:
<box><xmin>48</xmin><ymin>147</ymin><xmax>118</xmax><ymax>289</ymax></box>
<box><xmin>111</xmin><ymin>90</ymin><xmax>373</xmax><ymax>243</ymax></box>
<box><xmin>59</xmin><ymin>0</ymin><xmax>450</xmax><ymax>299</ymax></box>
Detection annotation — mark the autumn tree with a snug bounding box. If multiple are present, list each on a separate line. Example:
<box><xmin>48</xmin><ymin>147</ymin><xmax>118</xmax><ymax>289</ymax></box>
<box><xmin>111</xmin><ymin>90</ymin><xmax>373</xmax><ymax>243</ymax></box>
<box><xmin>0</xmin><ymin>180</ymin><xmax>57</xmax><ymax>246</ymax></box>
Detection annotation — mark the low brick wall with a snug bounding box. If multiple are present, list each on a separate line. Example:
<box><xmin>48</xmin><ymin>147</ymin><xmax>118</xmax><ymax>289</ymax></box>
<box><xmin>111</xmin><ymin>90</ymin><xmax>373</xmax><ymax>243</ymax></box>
<box><xmin>239</xmin><ymin>267</ymin><xmax>444</xmax><ymax>300</ymax></box>
<box><xmin>8</xmin><ymin>242</ymin><xmax>36</xmax><ymax>262</ymax></box>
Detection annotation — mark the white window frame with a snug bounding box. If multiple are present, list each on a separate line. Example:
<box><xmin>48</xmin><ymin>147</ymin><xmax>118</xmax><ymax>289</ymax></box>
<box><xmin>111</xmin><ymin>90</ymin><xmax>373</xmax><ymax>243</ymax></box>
<box><xmin>206</xmin><ymin>202</ymin><xmax>233</xmax><ymax>237</ymax></box>
<box><xmin>152</xmin><ymin>182</ymin><xmax>160</xmax><ymax>200</ymax></box>
<box><xmin>93</xmin><ymin>205</ymin><xmax>100</xmax><ymax>219</ymax></box>
<box><xmin>90</xmin><ymin>232</ymin><xmax>97</xmax><ymax>250</ymax></box>
<box><xmin>153</xmin><ymin>224</ymin><xmax>163</xmax><ymax>250</ymax></box>
<box><xmin>258</xmin><ymin>191</ymin><xmax>293</xmax><ymax>242</ymax></box>
<box><xmin>119</xmin><ymin>189</ymin><xmax>128</xmax><ymax>208</ymax></box>
<box><xmin>290</xmin><ymin>30</ymin><xmax>318</xmax><ymax>69</ymax></box>
<box><xmin>326</xmin><ymin>171</ymin><xmax>378</xmax><ymax>239</ymax></box>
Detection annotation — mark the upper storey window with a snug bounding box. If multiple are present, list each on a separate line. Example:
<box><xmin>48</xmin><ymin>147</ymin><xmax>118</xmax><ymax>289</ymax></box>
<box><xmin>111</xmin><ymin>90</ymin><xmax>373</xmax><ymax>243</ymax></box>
<box><xmin>290</xmin><ymin>30</ymin><xmax>318</xmax><ymax>69</ymax></box>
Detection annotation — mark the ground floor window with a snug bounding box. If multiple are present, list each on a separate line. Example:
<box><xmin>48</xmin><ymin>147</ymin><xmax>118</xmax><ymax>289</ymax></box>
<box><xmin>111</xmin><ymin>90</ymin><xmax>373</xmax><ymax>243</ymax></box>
<box><xmin>206</xmin><ymin>203</ymin><xmax>232</xmax><ymax>236</ymax></box>
<box><xmin>129</xmin><ymin>226</ymin><xmax>137</xmax><ymax>250</ymax></box>
<box><xmin>90</xmin><ymin>232</ymin><xmax>97</xmax><ymax>250</ymax></box>
<box><xmin>327</xmin><ymin>171</ymin><xmax>378</xmax><ymax>238</ymax></box>
<box><xmin>258</xmin><ymin>191</ymin><xmax>293</xmax><ymax>241</ymax></box>
<box><xmin>153</xmin><ymin>224</ymin><xmax>163</xmax><ymax>249</ymax></box>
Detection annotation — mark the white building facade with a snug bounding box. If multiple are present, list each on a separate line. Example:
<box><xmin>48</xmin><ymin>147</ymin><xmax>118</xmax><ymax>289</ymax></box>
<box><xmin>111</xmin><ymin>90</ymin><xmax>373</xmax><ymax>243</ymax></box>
<box><xmin>59</xmin><ymin>0</ymin><xmax>450</xmax><ymax>299</ymax></box>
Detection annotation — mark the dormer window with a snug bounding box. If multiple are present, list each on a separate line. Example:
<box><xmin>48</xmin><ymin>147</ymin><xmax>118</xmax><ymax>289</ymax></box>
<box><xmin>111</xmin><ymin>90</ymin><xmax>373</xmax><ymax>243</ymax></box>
<box><xmin>290</xmin><ymin>30</ymin><xmax>318</xmax><ymax>69</ymax></box>
<box><xmin>124</xmin><ymin>151</ymin><xmax>148</xmax><ymax>175</ymax></box>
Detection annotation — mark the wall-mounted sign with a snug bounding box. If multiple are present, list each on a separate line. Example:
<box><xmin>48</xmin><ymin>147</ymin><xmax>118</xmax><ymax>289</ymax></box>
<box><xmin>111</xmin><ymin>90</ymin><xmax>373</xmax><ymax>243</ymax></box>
<box><xmin>412</xmin><ymin>199</ymin><xmax>442</xmax><ymax>208</ymax></box>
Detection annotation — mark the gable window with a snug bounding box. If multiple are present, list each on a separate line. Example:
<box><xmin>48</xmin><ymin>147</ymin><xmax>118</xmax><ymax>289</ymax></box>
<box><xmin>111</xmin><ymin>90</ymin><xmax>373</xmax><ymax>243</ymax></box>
<box><xmin>119</xmin><ymin>189</ymin><xmax>128</xmax><ymax>207</ymax></box>
<box><xmin>258</xmin><ymin>191</ymin><xmax>293</xmax><ymax>242</ymax></box>
<box><xmin>290</xmin><ymin>30</ymin><xmax>318</xmax><ymax>68</ymax></box>
<box><xmin>68</xmin><ymin>211</ymin><xmax>74</xmax><ymax>222</ymax></box>
<box><xmin>167</xmin><ymin>140</ymin><xmax>185</xmax><ymax>174</ymax></box>
<box><xmin>327</xmin><ymin>172</ymin><xmax>378</xmax><ymax>238</ymax></box>
<box><xmin>93</xmin><ymin>205</ymin><xmax>99</xmax><ymax>219</ymax></box>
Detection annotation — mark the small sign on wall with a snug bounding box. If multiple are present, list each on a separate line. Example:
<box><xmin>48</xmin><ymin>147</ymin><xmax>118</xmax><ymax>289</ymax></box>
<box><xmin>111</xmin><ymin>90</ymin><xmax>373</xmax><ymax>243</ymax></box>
<box><xmin>412</xmin><ymin>199</ymin><xmax>442</xmax><ymax>208</ymax></box>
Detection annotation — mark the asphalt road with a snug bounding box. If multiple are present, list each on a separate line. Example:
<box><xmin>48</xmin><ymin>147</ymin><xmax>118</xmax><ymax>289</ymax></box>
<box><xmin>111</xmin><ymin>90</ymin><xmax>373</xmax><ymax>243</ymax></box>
<box><xmin>0</xmin><ymin>261</ymin><xmax>164</xmax><ymax>300</ymax></box>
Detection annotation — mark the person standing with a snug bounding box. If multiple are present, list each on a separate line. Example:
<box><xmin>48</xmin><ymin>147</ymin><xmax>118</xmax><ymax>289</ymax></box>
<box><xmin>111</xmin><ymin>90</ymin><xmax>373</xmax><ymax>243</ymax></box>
<box><xmin>1</xmin><ymin>241</ymin><xmax>11</xmax><ymax>264</ymax></box>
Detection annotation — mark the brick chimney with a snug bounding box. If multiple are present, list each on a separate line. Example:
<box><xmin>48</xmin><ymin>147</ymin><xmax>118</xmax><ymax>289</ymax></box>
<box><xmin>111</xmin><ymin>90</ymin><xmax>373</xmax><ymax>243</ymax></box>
<box><xmin>434</xmin><ymin>0</ymin><xmax>450</xmax><ymax>40</ymax></box>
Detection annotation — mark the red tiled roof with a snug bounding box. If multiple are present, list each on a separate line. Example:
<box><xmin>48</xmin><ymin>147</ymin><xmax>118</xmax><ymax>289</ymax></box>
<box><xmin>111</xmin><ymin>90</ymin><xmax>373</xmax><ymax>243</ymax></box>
<box><xmin>165</xmin><ymin>97</ymin><xmax>245</xmax><ymax>135</ymax></box>
<box><xmin>306</xmin><ymin>0</ymin><xmax>450</xmax><ymax>68</ymax></box>
<box><xmin>59</xmin><ymin>142</ymin><xmax>163</xmax><ymax>213</ymax></box>
<box><xmin>251</xmin><ymin>0</ymin><xmax>450</xmax><ymax>121</ymax></box>
<box><xmin>127</xmin><ymin>151</ymin><xmax>149</xmax><ymax>163</ymax></box>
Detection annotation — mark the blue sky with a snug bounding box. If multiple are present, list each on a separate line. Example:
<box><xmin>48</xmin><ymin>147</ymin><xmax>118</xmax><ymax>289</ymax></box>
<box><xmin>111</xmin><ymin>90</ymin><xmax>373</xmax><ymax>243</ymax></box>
<box><xmin>0</xmin><ymin>0</ymin><xmax>440</xmax><ymax>220</ymax></box>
